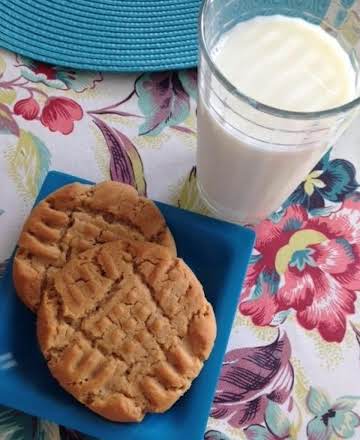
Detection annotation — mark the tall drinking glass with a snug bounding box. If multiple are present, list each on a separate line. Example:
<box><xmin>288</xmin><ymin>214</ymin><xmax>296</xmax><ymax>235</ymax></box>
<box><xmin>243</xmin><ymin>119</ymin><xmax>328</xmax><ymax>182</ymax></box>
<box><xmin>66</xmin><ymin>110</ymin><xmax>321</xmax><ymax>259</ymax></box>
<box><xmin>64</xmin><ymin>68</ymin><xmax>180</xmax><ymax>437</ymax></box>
<box><xmin>197</xmin><ymin>0</ymin><xmax>360</xmax><ymax>225</ymax></box>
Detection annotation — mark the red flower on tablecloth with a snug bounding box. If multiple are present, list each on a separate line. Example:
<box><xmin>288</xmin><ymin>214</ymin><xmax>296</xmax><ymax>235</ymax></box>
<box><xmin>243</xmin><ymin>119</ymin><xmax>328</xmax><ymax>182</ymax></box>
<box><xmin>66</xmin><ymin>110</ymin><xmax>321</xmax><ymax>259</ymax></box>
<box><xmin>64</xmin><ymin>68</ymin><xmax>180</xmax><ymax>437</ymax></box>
<box><xmin>240</xmin><ymin>194</ymin><xmax>360</xmax><ymax>342</ymax></box>
<box><xmin>13</xmin><ymin>97</ymin><xmax>40</xmax><ymax>120</ymax></box>
<box><xmin>40</xmin><ymin>97</ymin><xmax>83</xmax><ymax>135</ymax></box>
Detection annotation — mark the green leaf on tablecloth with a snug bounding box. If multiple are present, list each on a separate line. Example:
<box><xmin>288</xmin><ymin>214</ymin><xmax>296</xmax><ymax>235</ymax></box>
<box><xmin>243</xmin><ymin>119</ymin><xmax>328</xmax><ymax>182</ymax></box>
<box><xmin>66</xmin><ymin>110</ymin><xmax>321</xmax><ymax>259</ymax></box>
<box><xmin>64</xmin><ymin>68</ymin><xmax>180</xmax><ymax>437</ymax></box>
<box><xmin>0</xmin><ymin>405</ymin><xmax>34</xmax><ymax>440</ymax></box>
<box><xmin>204</xmin><ymin>429</ymin><xmax>232</xmax><ymax>440</ymax></box>
<box><xmin>16</xmin><ymin>56</ymin><xmax>103</xmax><ymax>92</ymax></box>
<box><xmin>269</xmin><ymin>208</ymin><xmax>286</xmax><ymax>223</ymax></box>
<box><xmin>178</xmin><ymin>166</ymin><xmax>209</xmax><ymax>215</ymax></box>
<box><xmin>135</xmin><ymin>72</ymin><xmax>190</xmax><ymax>136</ymax></box>
<box><xmin>265</xmin><ymin>401</ymin><xmax>291</xmax><ymax>438</ymax></box>
<box><xmin>269</xmin><ymin>310</ymin><xmax>291</xmax><ymax>326</ymax></box>
<box><xmin>0</xmin><ymin>89</ymin><xmax>16</xmax><ymax>105</ymax></box>
<box><xmin>178</xmin><ymin>70</ymin><xmax>197</xmax><ymax>101</ymax></box>
<box><xmin>307</xmin><ymin>388</ymin><xmax>331</xmax><ymax>416</ymax></box>
<box><xmin>0</xmin><ymin>103</ymin><xmax>19</xmax><ymax>136</ymax></box>
<box><xmin>244</xmin><ymin>424</ymin><xmax>275</xmax><ymax>439</ymax></box>
<box><xmin>93</xmin><ymin>117</ymin><xmax>147</xmax><ymax>196</ymax></box>
<box><xmin>309</xmin><ymin>203</ymin><xmax>342</xmax><ymax>218</ymax></box>
<box><xmin>33</xmin><ymin>420</ymin><xmax>61</xmax><ymax>440</ymax></box>
<box><xmin>5</xmin><ymin>129</ymin><xmax>51</xmax><ymax>200</ymax></box>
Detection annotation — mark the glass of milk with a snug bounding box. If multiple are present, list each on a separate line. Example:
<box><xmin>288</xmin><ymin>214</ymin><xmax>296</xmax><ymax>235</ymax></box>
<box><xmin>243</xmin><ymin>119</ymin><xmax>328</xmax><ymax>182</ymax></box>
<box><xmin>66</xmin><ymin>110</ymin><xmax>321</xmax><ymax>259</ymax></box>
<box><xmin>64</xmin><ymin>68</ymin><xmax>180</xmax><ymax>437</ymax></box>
<box><xmin>197</xmin><ymin>0</ymin><xmax>360</xmax><ymax>225</ymax></box>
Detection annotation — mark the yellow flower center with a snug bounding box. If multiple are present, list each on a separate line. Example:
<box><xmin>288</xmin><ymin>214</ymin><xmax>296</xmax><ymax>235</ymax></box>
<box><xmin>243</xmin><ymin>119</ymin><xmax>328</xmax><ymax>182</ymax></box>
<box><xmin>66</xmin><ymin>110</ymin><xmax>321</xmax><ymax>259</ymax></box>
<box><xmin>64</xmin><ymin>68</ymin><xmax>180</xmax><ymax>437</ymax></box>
<box><xmin>275</xmin><ymin>229</ymin><xmax>327</xmax><ymax>275</ymax></box>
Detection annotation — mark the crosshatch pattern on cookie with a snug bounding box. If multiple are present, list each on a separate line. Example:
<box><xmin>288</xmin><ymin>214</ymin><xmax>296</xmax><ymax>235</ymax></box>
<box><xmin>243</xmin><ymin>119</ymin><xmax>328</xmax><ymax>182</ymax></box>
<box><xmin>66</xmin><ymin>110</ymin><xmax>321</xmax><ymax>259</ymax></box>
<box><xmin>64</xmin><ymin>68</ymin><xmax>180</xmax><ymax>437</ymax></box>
<box><xmin>13</xmin><ymin>182</ymin><xmax>176</xmax><ymax>312</ymax></box>
<box><xmin>37</xmin><ymin>240</ymin><xmax>216</xmax><ymax>422</ymax></box>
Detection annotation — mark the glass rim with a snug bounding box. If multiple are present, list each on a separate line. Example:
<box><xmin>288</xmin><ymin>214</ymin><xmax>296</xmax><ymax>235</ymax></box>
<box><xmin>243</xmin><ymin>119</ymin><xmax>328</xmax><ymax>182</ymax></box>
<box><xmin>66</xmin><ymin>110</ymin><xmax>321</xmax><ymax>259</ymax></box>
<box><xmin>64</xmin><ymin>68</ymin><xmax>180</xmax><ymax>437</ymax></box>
<box><xmin>199</xmin><ymin>0</ymin><xmax>360</xmax><ymax>120</ymax></box>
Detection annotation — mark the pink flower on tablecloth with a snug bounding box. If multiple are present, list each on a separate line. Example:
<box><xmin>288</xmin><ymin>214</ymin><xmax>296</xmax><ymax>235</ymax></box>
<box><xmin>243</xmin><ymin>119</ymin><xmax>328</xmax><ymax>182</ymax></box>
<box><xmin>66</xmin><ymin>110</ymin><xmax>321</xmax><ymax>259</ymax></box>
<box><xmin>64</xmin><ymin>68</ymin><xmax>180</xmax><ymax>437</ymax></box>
<box><xmin>40</xmin><ymin>97</ymin><xmax>83</xmax><ymax>135</ymax></box>
<box><xmin>240</xmin><ymin>195</ymin><xmax>360</xmax><ymax>342</ymax></box>
<box><xmin>14</xmin><ymin>97</ymin><xmax>40</xmax><ymax>120</ymax></box>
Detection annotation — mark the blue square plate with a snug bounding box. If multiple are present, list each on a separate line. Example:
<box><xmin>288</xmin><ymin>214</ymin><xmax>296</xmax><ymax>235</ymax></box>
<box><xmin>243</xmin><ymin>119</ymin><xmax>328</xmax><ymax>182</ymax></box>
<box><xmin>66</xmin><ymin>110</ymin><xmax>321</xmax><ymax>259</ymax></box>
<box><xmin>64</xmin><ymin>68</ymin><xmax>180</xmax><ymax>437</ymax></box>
<box><xmin>0</xmin><ymin>171</ymin><xmax>255</xmax><ymax>440</ymax></box>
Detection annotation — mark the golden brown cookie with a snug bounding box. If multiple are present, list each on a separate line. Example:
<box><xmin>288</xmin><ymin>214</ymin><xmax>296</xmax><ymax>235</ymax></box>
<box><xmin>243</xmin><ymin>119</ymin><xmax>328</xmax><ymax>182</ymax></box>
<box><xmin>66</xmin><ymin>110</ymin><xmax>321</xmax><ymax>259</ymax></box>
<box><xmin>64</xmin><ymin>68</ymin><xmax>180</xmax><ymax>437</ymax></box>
<box><xmin>13</xmin><ymin>182</ymin><xmax>176</xmax><ymax>312</ymax></box>
<box><xmin>37</xmin><ymin>239</ymin><xmax>216</xmax><ymax>422</ymax></box>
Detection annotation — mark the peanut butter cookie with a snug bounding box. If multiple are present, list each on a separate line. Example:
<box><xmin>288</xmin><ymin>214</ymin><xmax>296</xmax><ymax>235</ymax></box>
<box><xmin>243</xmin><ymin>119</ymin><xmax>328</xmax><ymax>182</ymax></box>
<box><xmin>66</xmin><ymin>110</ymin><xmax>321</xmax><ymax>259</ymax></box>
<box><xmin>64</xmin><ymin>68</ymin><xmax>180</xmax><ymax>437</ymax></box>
<box><xmin>37</xmin><ymin>240</ymin><xmax>216</xmax><ymax>422</ymax></box>
<box><xmin>13</xmin><ymin>182</ymin><xmax>176</xmax><ymax>312</ymax></box>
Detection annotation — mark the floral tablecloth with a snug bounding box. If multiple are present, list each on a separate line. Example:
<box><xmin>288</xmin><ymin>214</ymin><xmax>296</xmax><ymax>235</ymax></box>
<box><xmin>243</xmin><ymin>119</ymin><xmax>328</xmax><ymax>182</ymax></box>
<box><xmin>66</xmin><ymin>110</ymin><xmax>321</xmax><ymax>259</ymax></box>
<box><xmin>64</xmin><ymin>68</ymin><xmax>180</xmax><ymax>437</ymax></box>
<box><xmin>0</xmin><ymin>46</ymin><xmax>360</xmax><ymax>440</ymax></box>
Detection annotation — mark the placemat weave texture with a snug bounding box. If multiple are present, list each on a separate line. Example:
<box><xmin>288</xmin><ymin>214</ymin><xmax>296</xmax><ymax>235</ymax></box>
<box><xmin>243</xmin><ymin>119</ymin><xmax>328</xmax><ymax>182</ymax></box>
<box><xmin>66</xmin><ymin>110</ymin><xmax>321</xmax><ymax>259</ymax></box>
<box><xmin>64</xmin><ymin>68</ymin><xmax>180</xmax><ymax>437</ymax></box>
<box><xmin>0</xmin><ymin>0</ymin><xmax>201</xmax><ymax>71</ymax></box>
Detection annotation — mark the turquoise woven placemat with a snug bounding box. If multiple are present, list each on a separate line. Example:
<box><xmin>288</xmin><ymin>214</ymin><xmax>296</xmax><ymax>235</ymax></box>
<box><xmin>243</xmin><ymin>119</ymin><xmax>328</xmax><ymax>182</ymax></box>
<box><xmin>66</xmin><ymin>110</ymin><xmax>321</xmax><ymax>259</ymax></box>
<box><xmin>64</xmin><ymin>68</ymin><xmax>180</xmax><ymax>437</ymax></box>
<box><xmin>0</xmin><ymin>0</ymin><xmax>201</xmax><ymax>71</ymax></box>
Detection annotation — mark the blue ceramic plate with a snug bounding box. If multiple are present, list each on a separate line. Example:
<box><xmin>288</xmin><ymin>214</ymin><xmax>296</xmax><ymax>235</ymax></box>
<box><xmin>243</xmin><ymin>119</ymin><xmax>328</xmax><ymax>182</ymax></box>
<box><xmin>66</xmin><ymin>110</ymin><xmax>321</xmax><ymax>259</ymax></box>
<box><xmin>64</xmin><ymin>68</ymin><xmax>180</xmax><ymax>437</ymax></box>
<box><xmin>0</xmin><ymin>171</ymin><xmax>255</xmax><ymax>440</ymax></box>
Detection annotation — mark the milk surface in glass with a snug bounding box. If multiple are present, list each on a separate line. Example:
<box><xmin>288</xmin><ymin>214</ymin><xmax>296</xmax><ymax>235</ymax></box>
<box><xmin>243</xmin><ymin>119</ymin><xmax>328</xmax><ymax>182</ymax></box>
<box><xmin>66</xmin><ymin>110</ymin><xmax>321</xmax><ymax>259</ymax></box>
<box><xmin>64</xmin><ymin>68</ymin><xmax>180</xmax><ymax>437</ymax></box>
<box><xmin>197</xmin><ymin>15</ymin><xmax>358</xmax><ymax>224</ymax></box>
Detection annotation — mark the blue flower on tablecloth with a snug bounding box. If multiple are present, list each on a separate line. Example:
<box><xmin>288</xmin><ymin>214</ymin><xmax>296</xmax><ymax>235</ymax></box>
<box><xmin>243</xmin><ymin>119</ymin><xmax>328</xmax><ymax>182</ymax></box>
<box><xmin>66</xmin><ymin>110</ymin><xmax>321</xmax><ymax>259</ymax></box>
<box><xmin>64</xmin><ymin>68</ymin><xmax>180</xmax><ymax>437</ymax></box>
<box><xmin>15</xmin><ymin>56</ymin><xmax>103</xmax><ymax>93</ymax></box>
<box><xmin>306</xmin><ymin>388</ymin><xmax>360</xmax><ymax>440</ymax></box>
<box><xmin>244</xmin><ymin>400</ymin><xmax>299</xmax><ymax>440</ymax></box>
<box><xmin>284</xmin><ymin>150</ymin><xmax>358</xmax><ymax>211</ymax></box>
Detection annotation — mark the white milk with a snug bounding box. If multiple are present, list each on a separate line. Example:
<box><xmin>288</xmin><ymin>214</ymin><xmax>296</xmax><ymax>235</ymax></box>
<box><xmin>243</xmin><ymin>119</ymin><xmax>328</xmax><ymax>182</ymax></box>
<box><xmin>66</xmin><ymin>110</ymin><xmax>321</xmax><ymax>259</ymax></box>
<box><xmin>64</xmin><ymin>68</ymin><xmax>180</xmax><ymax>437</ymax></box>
<box><xmin>213</xmin><ymin>16</ymin><xmax>356</xmax><ymax>112</ymax></box>
<box><xmin>197</xmin><ymin>15</ymin><xmax>358</xmax><ymax>224</ymax></box>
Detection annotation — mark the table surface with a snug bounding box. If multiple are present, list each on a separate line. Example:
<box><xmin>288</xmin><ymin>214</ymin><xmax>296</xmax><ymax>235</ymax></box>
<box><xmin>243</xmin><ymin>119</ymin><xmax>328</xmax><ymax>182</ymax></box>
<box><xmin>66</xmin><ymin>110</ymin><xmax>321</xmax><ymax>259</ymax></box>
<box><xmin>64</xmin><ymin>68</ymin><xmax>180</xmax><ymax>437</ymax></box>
<box><xmin>0</xmin><ymin>48</ymin><xmax>360</xmax><ymax>440</ymax></box>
